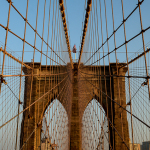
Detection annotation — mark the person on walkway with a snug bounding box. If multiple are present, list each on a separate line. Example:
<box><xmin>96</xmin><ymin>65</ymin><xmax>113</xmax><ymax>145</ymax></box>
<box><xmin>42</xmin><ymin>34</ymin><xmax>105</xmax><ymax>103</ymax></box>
<box><xmin>72</xmin><ymin>44</ymin><xmax>77</xmax><ymax>53</ymax></box>
<box><xmin>72</xmin><ymin>44</ymin><xmax>77</xmax><ymax>62</ymax></box>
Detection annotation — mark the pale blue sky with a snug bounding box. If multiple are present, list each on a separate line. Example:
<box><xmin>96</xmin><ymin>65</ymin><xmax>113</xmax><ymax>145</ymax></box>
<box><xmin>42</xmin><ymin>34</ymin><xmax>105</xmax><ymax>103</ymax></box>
<box><xmin>0</xmin><ymin>0</ymin><xmax>150</xmax><ymax>63</ymax></box>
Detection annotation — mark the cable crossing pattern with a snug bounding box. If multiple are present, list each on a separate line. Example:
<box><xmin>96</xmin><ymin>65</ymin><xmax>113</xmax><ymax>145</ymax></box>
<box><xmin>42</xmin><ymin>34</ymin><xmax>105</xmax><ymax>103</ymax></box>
<box><xmin>0</xmin><ymin>0</ymin><xmax>150</xmax><ymax>150</ymax></box>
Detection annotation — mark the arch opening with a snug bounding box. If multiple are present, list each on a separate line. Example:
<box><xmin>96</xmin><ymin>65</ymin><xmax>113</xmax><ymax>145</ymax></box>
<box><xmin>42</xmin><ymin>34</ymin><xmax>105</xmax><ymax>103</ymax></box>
<box><xmin>82</xmin><ymin>99</ymin><xmax>109</xmax><ymax>150</ymax></box>
<box><xmin>40</xmin><ymin>99</ymin><xmax>69</xmax><ymax>150</ymax></box>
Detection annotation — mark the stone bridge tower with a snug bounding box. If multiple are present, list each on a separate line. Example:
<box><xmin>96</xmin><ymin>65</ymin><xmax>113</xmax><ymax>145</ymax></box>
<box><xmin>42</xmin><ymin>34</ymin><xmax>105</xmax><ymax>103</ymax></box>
<box><xmin>20</xmin><ymin>63</ymin><xmax>129</xmax><ymax>150</ymax></box>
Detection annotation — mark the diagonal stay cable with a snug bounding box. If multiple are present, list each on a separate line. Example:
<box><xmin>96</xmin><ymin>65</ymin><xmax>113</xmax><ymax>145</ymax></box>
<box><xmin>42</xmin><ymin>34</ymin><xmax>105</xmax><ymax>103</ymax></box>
<box><xmin>59</xmin><ymin>0</ymin><xmax>73</xmax><ymax>68</ymax></box>
<box><xmin>79</xmin><ymin>70</ymin><xmax>150</xmax><ymax>128</ymax></box>
<box><xmin>83</xmin><ymin>0</ymin><xmax>145</xmax><ymax>65</ymax></box>
<box><xmin>2</xmin><ymin>72</ymin><xmax>68</xmax><ymax>77</ymax></box>
<box><xmin>79</xmin><ymin>69</ymin><xmax>149</xmax><ymax>79</ymax></box>
<box><xmin>78</xmin><ymin>0</ymin><xmax>92</xmax><ymax>68</ymax></box>
<box><xmin>79</xmin><ymin>72</ymin><xmax>129</xmax><ymax>150</ymax></box>
<box><xmin>79</xmin><ymin>68</ymin><xmax>113</xmax><ymax>149</ymax></box>
<box><xmin>0</xmin><ymin>24</ymin><xmax>65</xmax><ymax>66</ymax></box>
<box><xmin>5</xmin><ymin>84</ymin><xmax>22</xmax><ymax>104</ymax></box>
<box><xmin>126</xmin><ymin>80</ymin><xmax>146</xmax><ymax>104</ymax></box>
<box><xmin>87</xmin><ymin>102</ymin><xmax>113</xmax><ymax>150</ymax></box>
<box><xmin>9</xmin><ymin>3</ymin><xmax>67</xmax><ymax>65</ymax></box>
<box><xmin>96</xmin><ymin>101</ymin><xmax>129</xmax><ymax>150</ymax></box>
<box><xmin>88</xmin><ymin>26</ymin><xmax>150</xmax><ymax>66</ymax></box>
<box><xmin>0</xmin><ymin>75</ymin><xmax>68</xmax><ymax>129</ymax></box>
<box><xmin>20</xmin><ymin>78</ymin><xmax>69</xmax><ymax>150</ymax></box>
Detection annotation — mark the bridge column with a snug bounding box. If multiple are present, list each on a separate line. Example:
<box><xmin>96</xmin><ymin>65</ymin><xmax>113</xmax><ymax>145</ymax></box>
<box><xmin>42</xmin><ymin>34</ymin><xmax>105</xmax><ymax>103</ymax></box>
<box><xmin>70</xmin><ymin>63</ymin><xmax>82</xmax><ymax>150</ymax></box>
<box><xmin>111</xmin><ymin>64</ymin><xmax>129</xmax><ymax>150</ymax></box>
<box><xmin>20</xmin><ymin>65</ymin><xmax>39</xmax><ymax>150</ymax></box>
<box><xmin>78</xmin><ymin>63</ymin><xmax>129</xmax><ymax>150</ymax></box>
<box><xmin>20</xmin><ymin>63</ymin><xmax>68</xmax><ymax>150</ymax></box>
